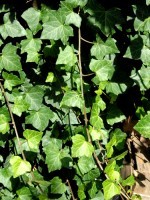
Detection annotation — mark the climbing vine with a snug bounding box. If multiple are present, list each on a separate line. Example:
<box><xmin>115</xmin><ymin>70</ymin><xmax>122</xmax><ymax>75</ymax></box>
<box><xmin>0</xmin><ymin>0</ymin><xmax>150</xmax><ymax>199</ymax></box>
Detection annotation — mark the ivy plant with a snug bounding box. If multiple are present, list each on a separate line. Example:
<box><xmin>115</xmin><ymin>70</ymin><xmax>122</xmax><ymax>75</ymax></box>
<box><xmin>0</xmin><ymin>0</ymin><xmax>149</xmax><ymax>199</ymax></box>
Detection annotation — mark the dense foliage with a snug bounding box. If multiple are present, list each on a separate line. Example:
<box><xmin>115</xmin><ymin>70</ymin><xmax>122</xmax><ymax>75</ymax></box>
<box><xmin>0</xmin><ymin>0</ymin><xmax>150</xmax><ymax>199</ymax></box>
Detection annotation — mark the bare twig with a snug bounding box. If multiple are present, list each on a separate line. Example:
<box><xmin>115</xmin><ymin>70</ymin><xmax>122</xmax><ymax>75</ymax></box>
<box><xmin>0</xmin><ymin>81</ymin><xmax>26</xmax><ymax>161</ymax></box>
<box><xmin>81</xmin><ymin>37</ymin><xmax>94</xmax><ymax>44</ymax></box>
<box><xmin>78</xmin><ymin>28</ymin><xmax>91</xmax><ymax>143</ymax></box>
<box><xmin>66</xmin><ymin>179</ymin><xmax>76</xmax><ymax>200</ymax></box>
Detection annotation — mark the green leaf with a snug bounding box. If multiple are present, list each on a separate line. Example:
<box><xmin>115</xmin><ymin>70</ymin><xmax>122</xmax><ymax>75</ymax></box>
<box><xmin>78</xmin><ymin>156</ymin><xmax>96</xmax><ymax>174</ymax></box>
<box><xmin>91</xmin><ymin>38</ymin><xmax>119</xmax><ymax>59</ymax></box>
<box><xmin>71</xmin><ymin>134</ymin><xmax>94</xmax><ymax>157</ymax></box>
<box><xmin>130</xmin><ymin>66</ymin><xmax>150</xmax><ymax>91</ymax></box>
<box><xmin>146</xmin><ymin>0</ymin><xmax>150</xmax><ymax>5</ymax></box>
<box><xmin>83</xmin><ymin>168</ymin><xmax>100</xmax><ymax>182</ymax></box>
<box><xmin>134</xmin><ymin>16</ymin><xmax>150</xmax><ymax>33</ymax></box>
<box><xmin>106</xmin><ymin>82</ymin><xmax>127</xmax><ymax>95</ymax></box>
<box><xmin>21</xmin><ymin>8</ymin><xmax>41</xmax><ymax>34</ymax></box>
<box><xmin>65</xmin><ymin>12</ymin><xmax>81</xmax><ymax>28</ymax></box>
<box><xmin>124</xmin><ymin>36</ymin><xmax>143</xmax><ymax>59</ymax></box>
<box><xmin>65</xmin><ymin>0</ymin><xmax>88</xmax><ymax>8</ymax></box>
<box><xmin>20</xmin><ymin>30</ymin><xmax>42</xmax><ymax>63</ymax></box>
<box><xmin>0</xmin><ymin>13</ymin><xmax>26</xmax><ymax>39</ymax></box>
<box><xmin>141</xmin><ymin>45</ymin><xmax>150</xmax><ymax>66</ymax></box>
<box><xmin>10</xmin><ymin>156</ymin><xmax>31</xmax><ymax>178</ymax></box>
<box><xmin>84</xmin><ymin>1</ymin><xmax>123</xmax><ymax>36</ymax></box>
<box><xmin>102</xmin><ymin>180</ymin><xmax>121</xmax><ymax>200</ymax></box>
<box><xmin>60</xmin><ymin>90</ymin><xmax>84</xmax><ymax>110</ymax></box>
<box><xmin>16</xmin><ymin>187</ymin><xmax>32</xmax><ymax>200</ymax></box>
<box><xmin>134</xmin><ymin>113</ymin><xmax>150</xmax><ymax>138</ymax></box>
<box><xmin>90</xmin><ymin>103</ymin><xmax>104</xmax><ymax>129</ymax></box>
<box><xmin>56</xmin><ymin>45</ymin><xmax>77</xmax><ymax>67</ymax></box>
<box><xmin>106</xmin><ymin>105</ymin><xmax>126</xmax><ymax>125</ymax></box>
<box><xmin>23</xmin><ymin>129</ymin><xmax>43</xmax><ymax>152</ymax></box>
<box><xmin>50</xmin><ymin>177</ymin><xmax>67</xmax><ymax>194</ymax></box>
<box><xmin>25</xmin><ymin>86</ymin><xmax>44</xmax><ymax>111</ymax></box>
<box><xmin>43</xmin><ymin>142</ymin><xmax>62</xmax><ymax>172</ymax></box>
<box><xmin>26</xmin><ymin>106</ymin><xmax>55</xmax><ymax>131</ymax></box>
<box><xmin>0</xmin><ymin>43</ymin><xmax>22</xmax><ymax>72</ymax></box>
<box><xmin>106</xmin><ymin>129</ymin><xmax>126</xmax><ymax>158</ymax></box>
<box><xmin>2</xmin><ymin>72</ymin><xmax>23</xmax><ymax>91</ymax></box>
<box><xmin>0</xmin><ymin>114</ymin><xmax>10</xmax><ymax>134</ymax></box>
<box><xmin>45</xmin><ymin>72</ymin><xmax>56</xmax><ymax>83</ymax></box>
<box><xmin>12</xmin><ymin>96</ymin><xmax>29</xmax><ymax>117</ymax></box>
<box><xmin>0</xmin><ymin>167</ymin><xmax>12</xmax><ymax>190</ymax></box>
<box><xmin>89</xmin><ymin>59</ymin><xmax>114</xmax><ymax>82</ymax></box>
<box><xmin>41</xmin><ymin>10</ymin><xmax>73</xmax><ymax>44</ymax></box>
<box><xmin>122</xmin><ymin>175</ymin><xmax>135</xmax><ymax>187</ymax></box>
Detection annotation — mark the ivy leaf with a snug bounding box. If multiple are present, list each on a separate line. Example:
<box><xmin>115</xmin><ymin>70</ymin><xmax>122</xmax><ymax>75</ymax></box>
<box><xmin>0</xmin><ymin>43</ymin><xmax>22</xmax><ymax>72</ymax></box>
<box><xmin>41</xmin><ymin>10</ymin><xmax>73</xmax><ymax>44</ymax></box>
<box><xmin>71</xmin><ymin>134</ymin><xmax>94</xmax><ymax>157</ymax></box>
<box><xmin>106</xmin><ymin>82</ymin><xmax>127</xmax><ymax>95</ymax></box>
<box><xmin>0</xmin><ymin>167</ymin><xmax>12</xmax><ymax>190</ymax></box>
<box><xmin>60</xmin><ymin>2</ymin><xmax>81</xmax><ymax>28</ymax></box>
<box><xmin>21</xmin><ymin>8</ymin><xmax>41</xmax><ymax>34</ymax></box>
<box><xmin>10</xmin><ymin>156</ymin><xmax>31</xmax><ymax>178</ymax></box>
<box><xmin>26</xmin><ymin>106</ymin><xmax>55</xmax><ymax>131</ymax></box>
<box><xmin>56</xmin><ymin>45</ymin><xmax>77</xmax><ymax>67</ymax></box>
<box><xmin>91</xmin><ymin>38</ymin><xmax>119</xmax><ymax>59</ymax></box>
<box><xmin>2</xmin><ymin>72</ymin><xmax>23</xmax><ymax>91</ymax></box>
<box><xmin>23</xmin><ymin>129</ymin><xmax>43</xmax><ymax>152</ymax></box>
<box><xmin>16</xmin><ymin>187</ymin><xmax>32</xmax><ymax>200</ymax></box>
<box><xmin>89</xmin><ymin>59</ymin><xmax>114</xmax><ymax>82</ymax></box>
<box><xmin>78</xmin><ymin>156</ymin><xmax>96</xmax><ymax>174</ymax></box>
<box><xmin>25</xmin><ymin>86</ymin><xmax>44</xmax><ymax>111</ymax></box>
<box><xmin>134</xmin><ymin>113</ymin><xmax>150</xmax><ymax>138</ymax></box>
<box><xmin>122</xmin><ymin>175</ymin><xmax>135</xmax><ymax>187</ymax></box>
<box><xmin>102</xmin><ymin>180</ymin><xmax>121</xmax><ymax>200</ymax></box>
<box><xmin>65</xmin><ymin>0</ymin><xmax>88</xmax><ymax>8</ymax></box>
<box><xmin>50</xmin><ymin>177</ymin><xmax>67</xmax><ymax>194</ymax></box>
<box><xmin>43</xmin><ymin>142</ymin><xmax>62</xmax><ymax>172</ymax></box>
<box><xmin>141</xmin><ymin>46</ymin><xmax>150</xmax><ymax>66</ymax></box>
<box><xmin>124</xmin><ymin>36</ymin><xmax>143</xmax><ymax>59</ymax></box>
<box><xmin>130</xmin><ymin>66</ymin><xmax>150</xmax><ymax>91</ymax></box>
<box><xmin>106</xmin><ymin>129</ymin><xmax>126</xmax><ymax>158</ymax></box>
<box><xmin>90</xmin><ymin>103</ymin><xmax>104</xmax><ymax>129</ymax></box>
<box><xmin>0</xmin><ymin>114</ymin><xmax>10</xmax><ymax>134</ymax></box>
<box><xmin>45</xmin><ymin>72</ymin><xmax>56</xmax><ymax>83</ymax></box>
<box><xmin>84</xmin><ymin>1</ymin><xmax>122</xmax><ymax>36</ymax></box>
<box><xmin>106</xmin><ymin>105</ymin><xmax>126</xmax><ymax>125</ymax></box>
<box><xmin>12</xmin><ymin>96</ymin><xmax>29</xmax><ymax>117</ymax></box>
<box><xmin>0</xmin><ymin>13</ymin><xmax>26</xmax><ymax>39</ymax></box>
<box><xmin>60</xmin><ymin>90</ymin><xmax>84</xmax><ymax>110</ymax></box>
<box><xmin>21</xmin><ymin>30</ymin><xmax>42</xmax><ymax>63</ymax></box>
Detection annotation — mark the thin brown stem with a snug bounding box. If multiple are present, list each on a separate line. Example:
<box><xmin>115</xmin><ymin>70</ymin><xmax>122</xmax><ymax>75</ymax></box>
<box><xmin>78</xmin><ymin>28</ymin><xmax>91</xmax><ymax>143</ymax></box>
<box><xmin>66</xmin><ymin>179</ymin><xmax>76</xmax><ymax>200</ymax></box>
<box><xmin>81</xmin><ymin>37</ymin><xmax>94</xmax><ymax>44</ymax></box>
<box><xmin>0</xmin><ymin>82</ymin><xmax>26</xmax><ymax>161</ymax></box>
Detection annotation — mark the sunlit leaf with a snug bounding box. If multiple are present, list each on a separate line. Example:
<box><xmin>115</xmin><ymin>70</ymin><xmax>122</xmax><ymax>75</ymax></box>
<box><xmin>23</xmin><ymin>129</ymin><xmax>43</xmax><ymax>152</ymax></box>
<box><xmin>50</xmin><ymin>177</ymin><xmax>67</xmax><ymax>194</ymax></box>
<box><xmin>78</xmin><ymin>156</ymin><xmax>96</xmax><ymax>174</ymax></box>
<box><xmin>0</xmin><ymin>43</ymin><xmax>22</xmax><ymax>72</ymax></box>
<box><xmin>0</xmin><ymin>114</ymin><xmax>10</xmax><ymax>134</ymax></box>
<box><xmin>0</xmin><ymin>13</ymin><xmax>26</xmax><ymax>39</ymax></box>
<box><xmin>102</xmin><ymin>180</ymin><xmax>121</xmax><ymax>200</ymax></box>
<box><xmin>10</xmin><ymin>156</ymin><xmax>31</xmax><ymax>178</ymax></box>
<box><xmin>41</xmin><ymin>10</ymin><xmax>73</xmax><ymax>44</ymax></box>
<box><xmin>26</xmin><ymin>106</ymin><xmax>55</xmax><ymax>131</ymax></box>
<box><xmin>71</xmin><ymin>134</ymin><xmax>94</xmax><ymax>157</ymax></box>
<box><xmin>134</xmin><ymin>113</ymin><xmax>150</xmax><ymax>138</ymax></box>
<box><xmin>56</xmin><ymin>45</ymin><xmax>77</xmax><ymax>67</ymax></box>
<box><xmin>16</xmin><ymin>187</ymin><xmax>32</xmax><ymax>200</ymax></box>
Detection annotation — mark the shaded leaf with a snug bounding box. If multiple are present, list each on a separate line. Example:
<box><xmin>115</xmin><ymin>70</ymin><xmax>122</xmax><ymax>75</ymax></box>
<box><xmin>16</xmin><ymin>187</ymin><xmax>32</xmax><ymax>200</ymax></box>
<box><xmin>0</xmin><ymin>114</ymin><xmax>10</xmax><ymax>134</ymax></box>
<box><xmin>50</xmin><ymin>177</ymin><xmax>67</xmax><ymax>194</ymax></box>
<box><xmin>78</xmin><ymin>156</ymin><xmax>96</xmax><ymax>174</ymax></box>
